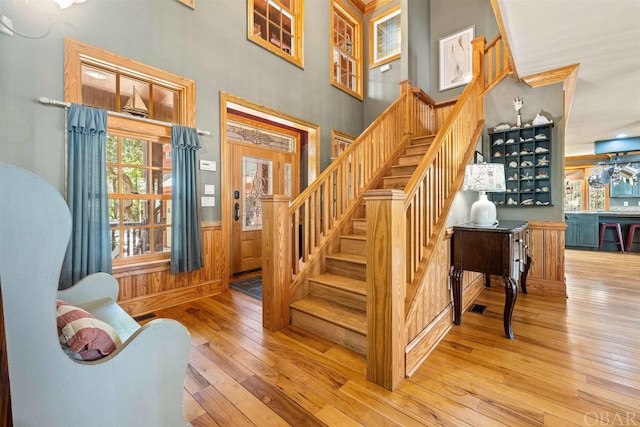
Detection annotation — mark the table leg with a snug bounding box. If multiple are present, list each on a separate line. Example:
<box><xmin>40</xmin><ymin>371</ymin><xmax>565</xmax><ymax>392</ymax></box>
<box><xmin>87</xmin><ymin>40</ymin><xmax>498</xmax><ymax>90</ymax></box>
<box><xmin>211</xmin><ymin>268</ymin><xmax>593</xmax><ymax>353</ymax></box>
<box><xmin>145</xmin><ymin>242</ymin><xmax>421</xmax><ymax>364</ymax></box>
<box><xmin>520</xmin><ymin>254</ymin><xmax>531</xmax><ymax>294</ymax></box>
<box><xmin>450</xmin><ymin>266</ymin><xmax>463</xmax><ymax>325</ymax></box>
<box><xmin>503</xmin><ymin>277</ymin><xmax>518</xmax><ymax>339</ymax></box>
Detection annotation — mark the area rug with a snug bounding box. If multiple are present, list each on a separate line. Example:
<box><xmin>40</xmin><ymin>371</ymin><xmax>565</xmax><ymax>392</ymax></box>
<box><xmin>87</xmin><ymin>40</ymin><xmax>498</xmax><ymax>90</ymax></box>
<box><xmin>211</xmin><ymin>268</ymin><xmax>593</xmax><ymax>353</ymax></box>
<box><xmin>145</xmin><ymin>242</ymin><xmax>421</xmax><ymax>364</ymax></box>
<box><xmin>230</xmin><ymin>276</ymin><xmax>262</xmax><ymax>301</ymax></box>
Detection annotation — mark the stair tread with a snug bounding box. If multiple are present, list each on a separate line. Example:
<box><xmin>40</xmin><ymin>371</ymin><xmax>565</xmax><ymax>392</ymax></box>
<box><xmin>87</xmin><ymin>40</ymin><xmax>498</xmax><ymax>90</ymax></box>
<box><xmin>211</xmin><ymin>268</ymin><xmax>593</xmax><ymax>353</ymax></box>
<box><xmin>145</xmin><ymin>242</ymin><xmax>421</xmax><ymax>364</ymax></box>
<box><xmin>340</xmin><ymin>234</ymin><xmax>367</xmax><ymax>241</ymax></box>
<box><xmin>291</xmin><ymin>296</ymin><xmax>367</xmax><ymax>334</ymax></box>
<box><xmin>309</xmin><ymin>272</ymin><xmax>366</xmax><ymax>296</ymax></box>
<box><xmin>326</xmin><ymin>252</ymin><xmax>366</xmax><ymax>264</ymax></box>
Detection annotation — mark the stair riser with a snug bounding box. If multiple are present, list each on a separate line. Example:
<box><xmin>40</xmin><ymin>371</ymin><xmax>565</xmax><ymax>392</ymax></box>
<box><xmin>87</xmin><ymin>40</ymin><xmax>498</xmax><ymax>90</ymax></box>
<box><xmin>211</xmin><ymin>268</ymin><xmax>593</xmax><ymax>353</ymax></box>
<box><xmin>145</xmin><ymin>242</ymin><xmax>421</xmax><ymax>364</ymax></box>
<box><xmin>382</xmin><ymin>176</ymin><xmax>410</xmax><ymax>189</ymax></box>
<box><xmin>352</xmin><ymin>219</ymin><xmax>367</xmax><ymax>235</ymax></box>
<box><xmin>398</xmin><ymin>154</ymin><xmax>423</xmax><ymax>165</ymax></box>
<box><xmin>326</xmin><ymin>258</ymin><xmax>366</xmax><ymax>281</ymax></box>
<box><xmin>405</xmin><ymin>145</ymin><xmax>429</xmax><ymax>156</ymax></box>
<box><xmin>390</xmin><ymin>165</ymin><xmax>417</xmax><ymax>176</ymax></box>
<box><xmin>340</xmin><ymin>237</ymin><xmax>366</xmax><ymax>255</ymax></box>
<box><xmin>309</xmin><ymin>282</ymin><xmax>366</xmax><ymax>311</ymax></box>
<box><xmin>291</xmin><ymin>309</ymin><xmax>366</xmax><ymax>355</ymax></box>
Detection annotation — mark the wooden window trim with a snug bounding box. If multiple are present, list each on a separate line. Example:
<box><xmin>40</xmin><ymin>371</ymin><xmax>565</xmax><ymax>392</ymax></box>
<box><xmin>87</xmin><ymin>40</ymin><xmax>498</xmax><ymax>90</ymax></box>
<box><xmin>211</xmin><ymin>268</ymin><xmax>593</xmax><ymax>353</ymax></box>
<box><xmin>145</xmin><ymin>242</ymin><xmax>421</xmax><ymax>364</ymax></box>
<box><xmin>247</xmin><ymin>0</ymin><xmax>305</xmax><ymax>69</ymax></box>
<box><xmin>369</xmin><ymin>5</ymin><xmax>401</xmax><ymax>69</ymax></box>
<box><xmin>64</xmin><ymin>38</ymin><xmax>196</xmax><ymax>266</ymax></box>
<box><xmin>330</xmin><ymin>0</ymin><xmax>363</xmax><ymax>100</ymax></box>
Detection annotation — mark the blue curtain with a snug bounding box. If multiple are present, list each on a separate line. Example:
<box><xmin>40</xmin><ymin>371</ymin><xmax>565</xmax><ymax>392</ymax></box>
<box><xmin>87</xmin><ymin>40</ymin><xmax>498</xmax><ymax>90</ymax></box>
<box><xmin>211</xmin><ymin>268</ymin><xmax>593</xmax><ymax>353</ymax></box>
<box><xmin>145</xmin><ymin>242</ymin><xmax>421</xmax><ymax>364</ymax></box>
<box><xmin>171</xmin><ymin>125</ymin><xmax>203</xmax><ymax>274</ymax></box>
<box><xmin>60</xmin><ymin>104</ymin><xmax>111</xmax><ymax>288</ymax></box>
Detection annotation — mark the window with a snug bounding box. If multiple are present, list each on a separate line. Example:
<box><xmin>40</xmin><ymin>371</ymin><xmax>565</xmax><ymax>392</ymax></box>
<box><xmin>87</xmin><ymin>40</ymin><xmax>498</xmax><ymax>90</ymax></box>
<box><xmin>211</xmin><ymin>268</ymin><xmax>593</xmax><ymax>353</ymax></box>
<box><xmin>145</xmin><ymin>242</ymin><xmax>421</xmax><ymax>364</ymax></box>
<box><xmin>331</xmin><ymin>129</ymin><xmax>355</xmax><ymax>159</ymax></box>
<box><xmin>249</xmin><ymin>0</ymin><xmax>304</xmax><ymax>68</ymax></box>
<box><xmin>330</xmin><ymin>0</ymin><xmax>362</xmax><ymax>99</ymax></box>
<box><xmin>64</xmin><ymin>39</ymin><xmax>196</xmax><ymax>265</ymax></box>
<box><xmin>369</xmin><ymin>5</ymin><xmax>401</xmax><ymax>68</ymax></box>
<box><xmin>564</xmin><ymin>167</ymin><xmax>608</xmax><ymax>211</ymax></box>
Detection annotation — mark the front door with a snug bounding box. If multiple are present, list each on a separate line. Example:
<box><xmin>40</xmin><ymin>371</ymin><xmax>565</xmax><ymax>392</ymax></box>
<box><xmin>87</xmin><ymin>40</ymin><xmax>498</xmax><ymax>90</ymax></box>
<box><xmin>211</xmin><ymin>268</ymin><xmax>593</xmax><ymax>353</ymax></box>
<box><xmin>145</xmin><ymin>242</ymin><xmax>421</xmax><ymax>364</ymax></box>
<box><xmin>229</xmin><ymin>121</ymin><xmax>299</xmax><ymax>276</ymax></box>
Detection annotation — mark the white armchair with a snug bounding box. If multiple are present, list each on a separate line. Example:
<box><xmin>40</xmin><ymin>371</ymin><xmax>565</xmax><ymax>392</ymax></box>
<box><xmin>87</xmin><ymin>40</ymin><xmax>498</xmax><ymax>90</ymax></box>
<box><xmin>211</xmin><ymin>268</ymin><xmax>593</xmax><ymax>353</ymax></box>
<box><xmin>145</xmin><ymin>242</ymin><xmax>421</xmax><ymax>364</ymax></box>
<box><xmin>0</xmin><ymin>164</ymin><xmax>192</xmax><ymax>427</ymax></box>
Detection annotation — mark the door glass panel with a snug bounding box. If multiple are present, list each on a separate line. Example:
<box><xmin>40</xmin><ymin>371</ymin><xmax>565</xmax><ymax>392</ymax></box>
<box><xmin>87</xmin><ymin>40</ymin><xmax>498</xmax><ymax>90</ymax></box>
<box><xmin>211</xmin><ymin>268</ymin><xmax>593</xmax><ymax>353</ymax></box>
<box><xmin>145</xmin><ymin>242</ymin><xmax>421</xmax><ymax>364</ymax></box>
<box><xmin>243</xmin><ymin>156</ymin><xmax>273</xmax><ymax>231</ymax></box>
<box><xmin>284</xmin><ymin>162</ymin><xmax>292</xmax><ymax>196</ymax></box>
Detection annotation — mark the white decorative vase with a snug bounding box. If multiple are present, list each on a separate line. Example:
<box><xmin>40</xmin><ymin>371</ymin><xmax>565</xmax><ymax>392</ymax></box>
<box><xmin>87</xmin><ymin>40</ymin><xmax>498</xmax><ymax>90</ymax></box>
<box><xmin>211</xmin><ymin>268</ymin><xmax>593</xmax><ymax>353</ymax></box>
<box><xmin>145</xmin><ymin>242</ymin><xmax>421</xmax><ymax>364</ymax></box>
<box><xmin>470</xmin><ymin>192</ymin><xmax>497</xmax><ymax>227</ymax></box>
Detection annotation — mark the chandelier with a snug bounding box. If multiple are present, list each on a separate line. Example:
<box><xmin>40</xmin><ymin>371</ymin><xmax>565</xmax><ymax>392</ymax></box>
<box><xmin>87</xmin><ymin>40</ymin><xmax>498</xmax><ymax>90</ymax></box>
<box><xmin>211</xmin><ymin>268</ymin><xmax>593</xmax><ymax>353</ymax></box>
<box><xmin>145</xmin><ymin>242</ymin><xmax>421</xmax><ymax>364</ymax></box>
<box><xmin>588</xmin><ymin>155</ymin><xmax>640</xmax><ymax>188</ymax></box>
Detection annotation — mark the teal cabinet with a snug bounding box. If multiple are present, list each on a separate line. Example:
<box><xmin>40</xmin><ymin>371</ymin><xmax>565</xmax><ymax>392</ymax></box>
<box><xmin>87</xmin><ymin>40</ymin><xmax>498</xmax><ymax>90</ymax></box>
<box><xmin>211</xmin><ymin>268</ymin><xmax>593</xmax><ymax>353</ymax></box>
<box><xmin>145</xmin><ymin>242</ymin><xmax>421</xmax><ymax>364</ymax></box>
<box><xmin>565</xmin><ymin>213</ymin><xmax>598</xmax><ymax>249</ymax></box>
<box><xmin>488</xmin><ymin>124</ymin><xmax>553</xmax><ymax>207</ymax></box>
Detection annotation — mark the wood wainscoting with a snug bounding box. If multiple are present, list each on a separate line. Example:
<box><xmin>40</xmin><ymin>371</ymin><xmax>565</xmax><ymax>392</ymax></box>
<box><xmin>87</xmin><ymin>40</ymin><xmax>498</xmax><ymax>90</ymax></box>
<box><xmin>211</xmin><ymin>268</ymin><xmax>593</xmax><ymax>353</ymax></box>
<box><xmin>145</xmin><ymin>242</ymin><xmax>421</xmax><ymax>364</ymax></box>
<box><xmin>524</xmin><ymin>220</ymin><xmax>567</xmax><ymax>296</ymax></box>
<box><xmin>115</xmin><ymin>222</ymin><xmax>225</xmax><ymax>317</ymax></box>
<box><xmin>489</xmin><ymin>220</ymin><xmax>567</xmax><ymax>296</ymax></box>
<box><xmin>404</xmin><ymin>230</ymin><xmax>484</xmax><ymax>376</ymax></box>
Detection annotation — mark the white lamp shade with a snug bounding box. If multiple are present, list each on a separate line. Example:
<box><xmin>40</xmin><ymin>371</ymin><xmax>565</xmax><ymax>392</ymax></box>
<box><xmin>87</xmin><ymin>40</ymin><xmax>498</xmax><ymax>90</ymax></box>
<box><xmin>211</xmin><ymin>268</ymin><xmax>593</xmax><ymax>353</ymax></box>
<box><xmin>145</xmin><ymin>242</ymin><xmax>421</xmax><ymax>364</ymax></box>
<box><xmin>462</xmin><ymin>163</ymin><xmax>506</xmax><ymax>192</ymax></box>
<box><xmin>470</xmin><ymin>192</ymin><xmax>497</xmax><ymax>226</ymax></box>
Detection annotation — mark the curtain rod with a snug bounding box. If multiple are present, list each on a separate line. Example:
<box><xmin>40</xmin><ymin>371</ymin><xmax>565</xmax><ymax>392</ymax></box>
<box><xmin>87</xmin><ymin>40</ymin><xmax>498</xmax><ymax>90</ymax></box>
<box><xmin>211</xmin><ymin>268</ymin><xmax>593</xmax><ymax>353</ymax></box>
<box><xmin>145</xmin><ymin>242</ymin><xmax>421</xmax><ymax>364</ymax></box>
<box><xmin>38</xmin><ymin>97</ymin><xmax>211</xmax><ymax>136</ymax></box>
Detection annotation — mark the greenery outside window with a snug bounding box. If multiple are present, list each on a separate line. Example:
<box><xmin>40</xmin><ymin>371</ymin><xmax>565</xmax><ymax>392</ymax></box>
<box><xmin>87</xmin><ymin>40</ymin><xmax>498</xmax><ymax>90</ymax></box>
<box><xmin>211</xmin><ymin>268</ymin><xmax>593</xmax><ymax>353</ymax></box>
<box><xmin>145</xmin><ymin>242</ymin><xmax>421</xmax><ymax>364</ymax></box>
<box><xmin>64</xmin><ymin>39</ymin><xmax>196</xmax><ymax>266</ymax></box>
<box><xmin>330</xmin><ymin>0</ymin><xmax>362</xmax><ymax>99</ymax></box>
<box><xmin>249</xmin><ymin>0</ymin><xmax>304</xmax><ymax>68</ymax></box>
<box><xmin>369</xmin><ymin>5</ymin><xmax>401</xmax><ymax>68</ymax></box>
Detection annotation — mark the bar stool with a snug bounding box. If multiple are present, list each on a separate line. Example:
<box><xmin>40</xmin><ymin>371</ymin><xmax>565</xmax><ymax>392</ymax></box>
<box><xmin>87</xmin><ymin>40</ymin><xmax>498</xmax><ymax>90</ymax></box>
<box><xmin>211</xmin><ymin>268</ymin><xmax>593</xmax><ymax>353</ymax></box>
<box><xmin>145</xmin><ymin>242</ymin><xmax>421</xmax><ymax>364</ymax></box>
<box><xmin>599</xmin><ymin>223</ymin><xmax>625</xmax><ymax>252</ymax></box>
<box><xmin>626</xmin><ymin>224</ymin><xmax>640</xmax><ymax>253</ymax></box>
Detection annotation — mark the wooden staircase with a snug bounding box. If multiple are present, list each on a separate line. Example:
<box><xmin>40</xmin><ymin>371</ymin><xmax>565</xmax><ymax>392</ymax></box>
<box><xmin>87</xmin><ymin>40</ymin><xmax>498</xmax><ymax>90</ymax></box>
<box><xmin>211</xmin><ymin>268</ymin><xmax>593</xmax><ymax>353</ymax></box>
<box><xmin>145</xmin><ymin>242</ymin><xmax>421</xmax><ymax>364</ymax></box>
<box><xmin>290</xmin><ymin>135</ymin><xmax>435</xmax><ymax>354</ymax></box>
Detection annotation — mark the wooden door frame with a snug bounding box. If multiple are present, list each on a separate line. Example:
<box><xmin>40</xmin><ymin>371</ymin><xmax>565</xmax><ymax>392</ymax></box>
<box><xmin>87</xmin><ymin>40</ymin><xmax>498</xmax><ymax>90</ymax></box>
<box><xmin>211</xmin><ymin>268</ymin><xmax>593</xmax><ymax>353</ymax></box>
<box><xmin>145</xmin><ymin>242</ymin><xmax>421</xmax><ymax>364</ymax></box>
<box><xmin>220</xmin><ymin>92</ymin><xmax>321</xmax><ymax>287</ymax></box>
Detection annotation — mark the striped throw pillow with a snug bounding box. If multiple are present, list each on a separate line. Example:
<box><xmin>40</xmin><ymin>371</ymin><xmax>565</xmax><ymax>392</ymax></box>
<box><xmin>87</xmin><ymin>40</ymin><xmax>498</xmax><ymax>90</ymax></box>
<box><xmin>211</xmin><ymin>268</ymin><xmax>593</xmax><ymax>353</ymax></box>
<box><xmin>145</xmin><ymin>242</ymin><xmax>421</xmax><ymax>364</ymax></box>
<box><xmin>56</xmin><ymin>300</ymin><xmax>122</xmax><ymax>361</ymax></box>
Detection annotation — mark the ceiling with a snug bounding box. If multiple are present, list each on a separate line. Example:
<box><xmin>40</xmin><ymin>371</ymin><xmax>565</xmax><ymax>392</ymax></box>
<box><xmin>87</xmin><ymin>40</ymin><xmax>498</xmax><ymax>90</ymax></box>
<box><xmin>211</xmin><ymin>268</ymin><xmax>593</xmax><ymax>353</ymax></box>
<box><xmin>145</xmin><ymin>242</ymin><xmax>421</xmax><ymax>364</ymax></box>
<box><xmin>496</xmin><ymin>0</ymin><xmax>640</xmax><ymax>157</ymax></box>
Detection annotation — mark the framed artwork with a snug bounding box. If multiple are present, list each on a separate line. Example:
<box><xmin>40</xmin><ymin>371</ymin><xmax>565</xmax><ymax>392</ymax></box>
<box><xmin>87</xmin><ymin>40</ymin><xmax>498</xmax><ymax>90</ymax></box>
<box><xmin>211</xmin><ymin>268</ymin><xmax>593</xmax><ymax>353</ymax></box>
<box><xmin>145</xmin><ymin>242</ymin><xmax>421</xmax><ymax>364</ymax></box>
<box><xmin>474</xmin><ymin>151</ymin><xmax>484</xmax><ymax>164</ymax></box>
<box><xmin>439</xmin><ymin>26</ymin><xmax>474</xmax><ymax>91</ymax></box>
<box><xmin>369</xmin><ymin>5</ymin><xmax>401</xmax><ymax>68</ymax></box>
<box><xmin>178</xmin><ymin>0</ymin><xmax>195</xmax><ymax>9</ymax></box>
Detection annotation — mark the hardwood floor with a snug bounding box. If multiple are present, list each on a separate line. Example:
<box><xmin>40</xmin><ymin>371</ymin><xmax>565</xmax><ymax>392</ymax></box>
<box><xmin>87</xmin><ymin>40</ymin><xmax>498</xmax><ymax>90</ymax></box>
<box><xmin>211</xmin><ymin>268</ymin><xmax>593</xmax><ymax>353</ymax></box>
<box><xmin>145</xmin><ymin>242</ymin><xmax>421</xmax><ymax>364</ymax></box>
<box><xmin>148</xmin><ymin>250</ymin><xmax>640</xmax><ymax>426</ymax></box>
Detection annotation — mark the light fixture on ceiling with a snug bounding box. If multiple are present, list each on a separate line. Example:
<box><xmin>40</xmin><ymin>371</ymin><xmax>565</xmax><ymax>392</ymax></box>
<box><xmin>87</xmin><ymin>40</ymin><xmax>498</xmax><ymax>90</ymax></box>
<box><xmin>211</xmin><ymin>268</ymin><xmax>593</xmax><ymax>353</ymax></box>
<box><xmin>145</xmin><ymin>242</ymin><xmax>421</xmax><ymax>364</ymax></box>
<box><xmin>53</xmin><ymin>0</ymin><xmax>87</xmax><ymax>9</ymax></box>
<box><xmin>462</xmin><ymin>163</ymin><xmax>506</xmax><ymax>227</ymax></box>
<box><xmin>588</xmin><ymin>154</ymin><xmax>640</xmax><ymax>188</ymax></box>
<box><xmin>616</xmin><ymin>133</ymin><xmax>628</xmax><ymax>138</ymax></box>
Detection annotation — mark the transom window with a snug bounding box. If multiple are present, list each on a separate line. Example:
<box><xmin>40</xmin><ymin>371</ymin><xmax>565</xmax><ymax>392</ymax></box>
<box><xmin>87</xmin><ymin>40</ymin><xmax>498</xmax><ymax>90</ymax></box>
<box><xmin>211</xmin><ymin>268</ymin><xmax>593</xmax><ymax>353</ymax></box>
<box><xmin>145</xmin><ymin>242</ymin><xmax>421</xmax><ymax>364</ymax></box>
<box><xmin>65</xmin><ymin>39</ymin><xmax>196</xmax><ymax>266</ymax></box>
<box><xmin>330</xmin><ymin>0</ymin><xmax>362</xmax><ymax>99</ymax></box>
<box><xmin>370</xmin><ymin>5</ymin><xmax>401</xmax><ymax>68</ymax></box>
<box><xmin>248</xmin><ymin>0</ymin><xmax>304</xmax><ymax>68</ymax></box>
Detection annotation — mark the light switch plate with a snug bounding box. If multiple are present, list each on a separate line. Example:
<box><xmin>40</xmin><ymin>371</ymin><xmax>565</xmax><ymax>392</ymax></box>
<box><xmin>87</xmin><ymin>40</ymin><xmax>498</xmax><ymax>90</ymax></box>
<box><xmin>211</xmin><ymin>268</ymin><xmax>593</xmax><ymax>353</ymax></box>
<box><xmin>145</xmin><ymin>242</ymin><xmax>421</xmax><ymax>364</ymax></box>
<box><xmin>204</xmin><ymin>184</ymin><xmax>215</xmax><ymax>195</ymax></box>
<box><xmin>201</xmin><ymin>196</ymin><xmax>215</xmax><ymax>207</ymax></box>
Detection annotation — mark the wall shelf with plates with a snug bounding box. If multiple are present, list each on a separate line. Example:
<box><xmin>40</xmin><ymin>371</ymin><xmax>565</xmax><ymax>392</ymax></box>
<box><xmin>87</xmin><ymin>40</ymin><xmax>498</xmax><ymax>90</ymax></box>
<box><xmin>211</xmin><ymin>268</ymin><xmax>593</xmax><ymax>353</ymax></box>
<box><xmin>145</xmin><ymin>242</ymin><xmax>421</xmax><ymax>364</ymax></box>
<box><xmin>489</xmin><ymin>123</ymin><xmax>553</xmax><ymax>207</ymax></box>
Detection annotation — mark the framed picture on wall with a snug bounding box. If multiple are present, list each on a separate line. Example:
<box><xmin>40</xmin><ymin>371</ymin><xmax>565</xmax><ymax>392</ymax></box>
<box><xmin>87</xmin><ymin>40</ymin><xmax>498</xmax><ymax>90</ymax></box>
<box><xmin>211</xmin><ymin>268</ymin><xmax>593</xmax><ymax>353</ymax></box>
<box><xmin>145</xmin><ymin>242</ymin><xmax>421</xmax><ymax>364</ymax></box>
<box><xmin>439</xmin><ymin>26</ymin><xmax>474</xmax><ymax>91</ymax></box>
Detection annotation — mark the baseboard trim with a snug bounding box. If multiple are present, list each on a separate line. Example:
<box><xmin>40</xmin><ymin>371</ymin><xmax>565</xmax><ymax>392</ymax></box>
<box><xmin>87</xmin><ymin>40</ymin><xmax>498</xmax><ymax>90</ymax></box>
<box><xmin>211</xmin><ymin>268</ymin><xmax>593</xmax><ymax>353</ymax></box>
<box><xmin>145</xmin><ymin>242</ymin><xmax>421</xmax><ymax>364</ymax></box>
<box><xmin>118</xmin><ymin>280</ymin><xmax>224</xmax><ymax>317</ymax></box>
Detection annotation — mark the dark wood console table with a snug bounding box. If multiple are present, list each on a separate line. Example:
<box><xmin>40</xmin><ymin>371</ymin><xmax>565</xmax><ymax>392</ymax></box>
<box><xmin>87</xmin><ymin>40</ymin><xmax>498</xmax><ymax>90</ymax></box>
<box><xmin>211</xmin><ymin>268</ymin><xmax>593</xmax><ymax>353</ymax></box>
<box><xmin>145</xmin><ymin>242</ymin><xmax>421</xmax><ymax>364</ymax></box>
<box><xmin>450</xmin><ymin>220</ymin><xmax>530</xmax><ymax>339</ymax></box>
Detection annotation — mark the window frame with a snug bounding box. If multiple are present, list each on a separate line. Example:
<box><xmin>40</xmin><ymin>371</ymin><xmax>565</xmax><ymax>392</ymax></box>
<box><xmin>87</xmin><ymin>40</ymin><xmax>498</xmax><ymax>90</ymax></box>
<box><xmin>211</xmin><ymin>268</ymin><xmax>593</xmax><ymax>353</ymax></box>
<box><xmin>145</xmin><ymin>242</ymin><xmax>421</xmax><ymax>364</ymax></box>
<box><xmin>330</xmin><ymin>0</ymin><xmax>363</xmax><ymax>99</ymax></box>
<box><xmin>564</xmin><ymin>166</ymin><xmax>610</xmax><ymax>211</ymax></box>
<box><xmin>369</xmin><ymin>5</ymin><xmax>401</xmax><ymax>69</ymax></box>
<box><xmin>248</xmin><ymin>0</ymin><xmax>305</xmax><ymax>69</ymax></box>
<box><xmin>64</xmin><ymin>38</ymin><xmax>196</xmax><ymax>267</ymax></box>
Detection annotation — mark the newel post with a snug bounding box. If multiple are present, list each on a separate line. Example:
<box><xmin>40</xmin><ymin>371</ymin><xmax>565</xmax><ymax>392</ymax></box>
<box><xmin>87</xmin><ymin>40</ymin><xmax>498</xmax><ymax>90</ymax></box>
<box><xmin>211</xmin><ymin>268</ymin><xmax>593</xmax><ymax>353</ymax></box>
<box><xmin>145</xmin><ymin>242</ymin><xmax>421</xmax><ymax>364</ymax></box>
<box><xmin>364</xmin><ymin>189</ymin><xmax>406</xmax><ymax>391</ymax></box>
<box><xmin>261</xmin><ymin>194</ymin><xmax>291</xmax><ymax>331</ymax></box>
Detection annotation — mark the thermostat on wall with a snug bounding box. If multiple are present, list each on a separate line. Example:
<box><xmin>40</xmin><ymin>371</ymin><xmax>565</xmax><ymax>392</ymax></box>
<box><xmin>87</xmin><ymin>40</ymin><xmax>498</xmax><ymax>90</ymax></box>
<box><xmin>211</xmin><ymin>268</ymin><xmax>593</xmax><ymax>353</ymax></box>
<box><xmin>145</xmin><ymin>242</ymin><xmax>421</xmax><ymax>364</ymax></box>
<box><xmin>200</xmin><ymin>160</ymin><xmax>216</xmax><ymax>171</ymax></box>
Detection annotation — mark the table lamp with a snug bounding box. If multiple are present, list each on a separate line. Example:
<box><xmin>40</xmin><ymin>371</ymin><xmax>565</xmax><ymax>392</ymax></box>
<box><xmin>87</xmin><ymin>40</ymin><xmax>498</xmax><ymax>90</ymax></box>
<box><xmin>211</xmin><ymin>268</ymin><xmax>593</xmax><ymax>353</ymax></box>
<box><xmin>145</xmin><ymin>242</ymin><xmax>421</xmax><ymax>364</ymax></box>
<box><xmin>462</xmin><ymin>162</ymin><xmax>506</xmax><ymax>227</ymax></box>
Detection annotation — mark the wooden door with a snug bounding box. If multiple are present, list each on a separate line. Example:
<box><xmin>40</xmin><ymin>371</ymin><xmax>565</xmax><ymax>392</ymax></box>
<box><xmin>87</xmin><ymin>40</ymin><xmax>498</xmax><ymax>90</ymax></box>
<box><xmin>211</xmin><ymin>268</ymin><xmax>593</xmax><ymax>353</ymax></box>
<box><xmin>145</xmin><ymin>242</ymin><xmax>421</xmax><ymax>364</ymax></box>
<box><xmin>231</xmin><ymin>144</ymin><xmax>297</xmax><ymax>275</ymax></box>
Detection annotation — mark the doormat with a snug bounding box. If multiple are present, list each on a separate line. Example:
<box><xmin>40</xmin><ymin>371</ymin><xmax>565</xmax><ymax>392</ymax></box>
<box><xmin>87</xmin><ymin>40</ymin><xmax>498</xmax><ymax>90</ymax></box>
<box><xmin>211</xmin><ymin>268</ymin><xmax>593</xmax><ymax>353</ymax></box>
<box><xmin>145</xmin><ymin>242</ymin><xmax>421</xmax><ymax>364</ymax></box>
<box><xmin>230</xmin><ymin>276</ymin><xmax>262</xmax><ymax>301</ymax></box>
<box><xmin>468</xmin><ymin>303</ymin><xmax>488</xmax><ymax>315</ymax></box>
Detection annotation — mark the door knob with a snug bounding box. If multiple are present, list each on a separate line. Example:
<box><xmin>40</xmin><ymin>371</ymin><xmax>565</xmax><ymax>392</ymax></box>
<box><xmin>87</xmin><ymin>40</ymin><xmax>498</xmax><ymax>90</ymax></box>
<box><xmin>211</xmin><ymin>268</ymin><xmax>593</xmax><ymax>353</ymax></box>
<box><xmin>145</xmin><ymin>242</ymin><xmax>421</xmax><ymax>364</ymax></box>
<box><xmin>234</xmin><ymin>203</ymin><xmax>240</xmax><ymax>221</ymax></box>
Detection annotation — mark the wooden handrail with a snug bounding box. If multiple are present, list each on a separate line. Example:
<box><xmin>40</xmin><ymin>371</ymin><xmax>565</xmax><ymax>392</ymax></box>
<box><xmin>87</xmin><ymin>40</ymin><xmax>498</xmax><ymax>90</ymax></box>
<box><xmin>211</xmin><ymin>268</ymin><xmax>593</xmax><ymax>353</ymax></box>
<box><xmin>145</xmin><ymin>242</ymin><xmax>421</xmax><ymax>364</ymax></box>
<box><xmin>264</xmin><ymin>32</ymin><xmax>512</xmax><ymax>390</ymax></box>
